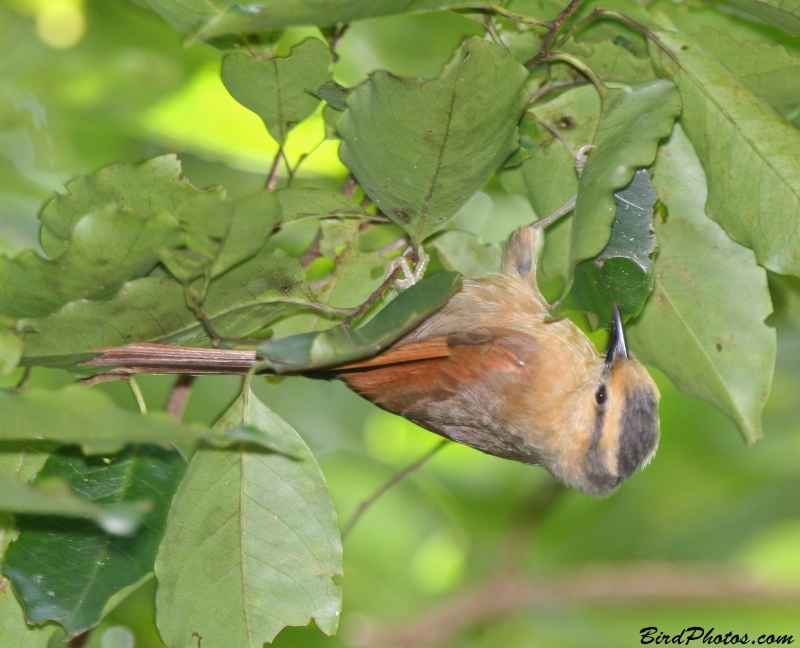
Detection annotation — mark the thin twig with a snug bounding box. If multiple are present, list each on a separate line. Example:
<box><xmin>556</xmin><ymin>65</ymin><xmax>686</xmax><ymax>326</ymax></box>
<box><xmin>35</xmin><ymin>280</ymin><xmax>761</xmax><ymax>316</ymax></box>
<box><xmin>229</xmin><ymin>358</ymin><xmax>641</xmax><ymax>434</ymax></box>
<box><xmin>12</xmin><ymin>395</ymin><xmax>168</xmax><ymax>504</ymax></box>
<box><xmin>532</xmin><ymin>115</ymin><xmax>576</xmax><ymax>156</ymax></box>
<box><xmin>166</xmin><ymin>375</ymin><xmax>195</xmax><ymax>422</ymax></box>
<box><xmin>548</xmin><ymin>51</ymin><xmax>608</xmax><ymax>104</ymax></box>
<box><xmin>525</xmin><ymin>0</ymin><xmax>585</xmax><ymax>68</ymax></box>
<box><xmin>529</xmin><ymin>78</ymin><xmax>587</xmax><ymax>105</ymax></box>
<box><xmin>266</xmin><ymin>148</ymin><xmax>283</xmax><ymax>191</ymax></box>
<box><xmin>127</xmin><ymin>376</ymin><xmax>147</xmax><ymax>414</ymax></box>
<box><xmin>329</xmin><ymin>23</ymin><xmax>350</xmax><ymax>61</ymax></box>
<box><xmin>352</xmin><ymin>564</ymin><xmax>800</xmax><ymax>647</ymax></box>
<box><xmin>483</xmin><ymin>15</ymin><xmax>509</xmax><ymax>53</ymax></box>
<box><xmin>342</xmin><ymin>175</ymin><xmax>358</xmax><ymax>197</ymax></box>
<box><xmin>342</xmin><ymin>440</ymin><xmax>448</xmax><ymax>539</ymax></box>
<box><xmin>341</xmin><ymin>265</ymin><xmax>402</xmax><ymax>328</ymax></box>
<box><xmin>532</xmin><ymin>195</ymin><xmax>576</xmax><ymax>230</ymax></box>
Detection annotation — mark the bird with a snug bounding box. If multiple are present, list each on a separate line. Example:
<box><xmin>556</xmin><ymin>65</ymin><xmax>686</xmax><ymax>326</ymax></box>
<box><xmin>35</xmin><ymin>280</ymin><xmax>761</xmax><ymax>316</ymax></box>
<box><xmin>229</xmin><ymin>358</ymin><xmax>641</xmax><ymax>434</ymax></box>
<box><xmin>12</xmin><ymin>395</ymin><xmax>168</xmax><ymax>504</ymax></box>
<box><xmin>333</xmin><ymin>225</ymin><xmax>660</xmax><ymax>497</ymax></box>
<box><xmin>83</xmin><ymin>221</ymin><xmax>660</xmax><ymax>497</ymax></box>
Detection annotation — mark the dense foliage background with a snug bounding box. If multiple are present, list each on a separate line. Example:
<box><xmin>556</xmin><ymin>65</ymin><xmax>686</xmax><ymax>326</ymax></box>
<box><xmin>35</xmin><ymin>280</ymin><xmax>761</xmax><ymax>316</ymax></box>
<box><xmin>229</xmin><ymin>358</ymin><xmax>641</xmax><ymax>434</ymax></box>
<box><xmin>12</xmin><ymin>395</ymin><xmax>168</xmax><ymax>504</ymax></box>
<box><xmin>2</xmin><ymin>0</ymin><xmax>800</xmax><ymax>646</ymax></box>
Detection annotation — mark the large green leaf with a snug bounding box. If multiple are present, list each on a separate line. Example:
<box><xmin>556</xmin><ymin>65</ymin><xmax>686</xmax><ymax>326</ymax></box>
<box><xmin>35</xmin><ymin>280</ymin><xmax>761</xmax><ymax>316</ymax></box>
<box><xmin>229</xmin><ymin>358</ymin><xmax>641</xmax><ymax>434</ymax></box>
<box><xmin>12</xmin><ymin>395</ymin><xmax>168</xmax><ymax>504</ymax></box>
<box><xmin>2</xmin><ymin>446</ymin><xmax>186</xmax><ymax>639</ymax></box>
<box><xmin>570</xmin><ymin>80</ymin><xmax>680</xmax><ymax>265</ymax></box>
<box><xmin>693</xmin><ymin>28</ymin><xmax>800</xmax><ymax>121</ymax></box>
<box><xmin>0</xmin><ymin>205</ymin><xmax>179</xmax><ymax>319</ymax></box>
<box><xmin>0</xmin><ymin>387</ymin><xmax>208</xmax><ymax>455</ymax></box>
<box><xmin>0</xmin><ymin>476</ymin><xmax>146</xmax><ymax>536</ymax></box>
<box><xmin>221</xmin><ymin>39</ymin><xmax>332</xmax><ymax>146</ymax></box>
<box><xmin>155</xmin><ymin>388</ymin><xmax>342</xmax><ymax>647</ymax></box>
<box><xmin>338</xmin><ymin>38</ymin><xmax>528</xmax><ymax>243</ymax></box>
<box><xmin>650</xmin><ymin>30</ymin><xmax>800</xmax><ymax>277</ymax></box>
<box><xmin>139</xmin><ymin>0</ymin><xmax>492</xmax><ymax>39</ymax></box>
<box><xmin>724</xmin><ymin>0</ymin><xmax>800</xmax><ymax>36</ymax></box>
<box><xmin>627</xmin><ymin>126</ymin><xmax>775</xmax><ymax>443</ymax></box>
<box><xmin>558</xmin><ymin>168</ymin><xmax>657</xmax><ymax>325</ymax></box>
<box><xmin>22</xmin><ymin>250</ymin><xmax>319</xmax><ymax>368</ymax></box>
<box><xmin>38</xmin><ymin>155</ymin><xmax>208</xmax><ymax>259</ymax></box>
<box><xmin>258</xmin><ymin>271</ymin><xmax>462</xmax><ymax>372</ymax></box>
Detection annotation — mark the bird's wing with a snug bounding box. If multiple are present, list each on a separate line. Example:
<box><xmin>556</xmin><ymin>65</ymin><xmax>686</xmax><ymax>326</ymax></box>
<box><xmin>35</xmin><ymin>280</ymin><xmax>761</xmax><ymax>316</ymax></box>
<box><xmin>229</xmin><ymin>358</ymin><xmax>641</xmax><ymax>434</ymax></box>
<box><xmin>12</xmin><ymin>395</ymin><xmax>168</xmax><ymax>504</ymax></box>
<box><xmin>335</xmin><ymin>327</ymin><xmax>539</xmax><ymax>419</ymax></box>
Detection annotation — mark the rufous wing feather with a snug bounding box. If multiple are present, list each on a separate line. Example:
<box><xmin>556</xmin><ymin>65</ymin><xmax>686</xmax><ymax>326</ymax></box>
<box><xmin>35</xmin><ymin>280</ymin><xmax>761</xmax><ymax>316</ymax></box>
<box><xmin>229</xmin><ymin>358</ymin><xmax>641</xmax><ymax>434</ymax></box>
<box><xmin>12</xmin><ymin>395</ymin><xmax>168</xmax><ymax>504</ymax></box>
<box><xmin>335</xmin><ymin>328</ymin><xmax>541</xmax><ymax>461</ymax></box>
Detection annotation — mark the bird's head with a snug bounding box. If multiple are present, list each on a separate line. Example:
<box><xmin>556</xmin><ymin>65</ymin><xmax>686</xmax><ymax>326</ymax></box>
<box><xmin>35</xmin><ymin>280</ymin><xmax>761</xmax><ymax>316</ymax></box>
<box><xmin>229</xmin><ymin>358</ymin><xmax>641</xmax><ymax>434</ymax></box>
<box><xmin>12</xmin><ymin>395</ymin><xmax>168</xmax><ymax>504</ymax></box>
<box><xmin>547</xmin><ymin>306</ymin><xmax>660</xmax><ymax>497</ymax></box>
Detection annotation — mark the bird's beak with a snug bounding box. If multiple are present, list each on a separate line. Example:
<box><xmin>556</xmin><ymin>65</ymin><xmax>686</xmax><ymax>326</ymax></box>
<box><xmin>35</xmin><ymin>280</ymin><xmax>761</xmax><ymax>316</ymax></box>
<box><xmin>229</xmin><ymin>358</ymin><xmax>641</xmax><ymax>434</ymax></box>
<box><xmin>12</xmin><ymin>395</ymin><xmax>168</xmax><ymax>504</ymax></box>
<box><xmin>605</xmin><ymin>304</ymin><xmax>628</xmax><ymax>365</ymax></box>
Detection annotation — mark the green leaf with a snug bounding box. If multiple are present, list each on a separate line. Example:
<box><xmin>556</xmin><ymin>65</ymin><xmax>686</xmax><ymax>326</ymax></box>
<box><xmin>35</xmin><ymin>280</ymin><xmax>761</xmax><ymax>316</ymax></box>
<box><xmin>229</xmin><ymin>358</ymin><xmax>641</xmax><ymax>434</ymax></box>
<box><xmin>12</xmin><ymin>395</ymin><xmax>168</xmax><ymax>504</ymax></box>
<box><xmin>311</xmin><ymin>80</ymin><xmax>350</xmax><ymax>112</ymax></box>
<box><xmin>724</xmin><ymin>0</ymin><xmax>800</xmax><ymax>36</ymax></box>
<box><xmin>276</xmin><ymin>187</ymin><xmax>367</xmax><ymax>222</ymax></box>
<box><xmin>570</xmin><ymin>80</ymin><xmax>680</xmax><ymax>266</ymax></box>
<box><xmin>651</xmin><ymin>30</ymin><xmax>800</xmax><ymax>277</ymax></box>
<box><xmin>338</xmin><ymin>38</ymin><xmax>528</xmax><ymax>243</ymax></box>
<box><xmin>0</xmin><ymin>387</ymin><xmax>208</xmax><ymax>455</ymax></box>
<box><xmin>627</xmin><ymin>125</ymin><xmax>775</xmax><ymax>443</ymax></box>
<box><xmin>259</xmin><ymin>270</ymin><xmax>462</xmax><ymax>372</ymax></box>
<box><xmin>221</xmin><ymin>39</ymin><xmax>332</xmax><ymax>146</ymax></box>
<box><xmin>0</xmin><ymin>329</ymin><xmax>22</xmax><ymax>375</ymax></box>
<box><xmin>0</xmin><ymin>476</ymin><xmax>147</xmax><ymax>536</ymax></box>
<box><xmin>139</xmin><ymin>0</ymin><xmax>494</xmax><ymax>39</ymax></box>
<box><xmin>155</xmin><ymin>388</ymin><xmax>342</xmax><ymax>647</ymax></box>
<box><xmin>429</xmin><ymin>230</ymin><xmax>501</xmax><ymax>278</ymax></box>
<box><xmin>562</xmin><ymin>39</ymin><xmax>657</xmax><ymax>81</ymax></box>
<box><xmin>22</xmin><ymin>250</ymin><xmax>320</xmax><ymax>369</ymax></box>
<box><xmin>159</xmin><ymin>189</ymin><xmax>280</xmax><ymax>283</ymax></box>
<box><xmin>0</xmin><ymin>205</ymin><xmax>180</xmax><ymax>319</ymax></box>
<box><xmin>557</xmin><ymin>169</ymin><xmax>657</xmax><ymax>324</ymax></box>
<box><xmin>503</xmin><ymin>114</ymin><xmax>545</xmax><ymax>169</ymax></box>
<box><xmin>521</xmin><ymin>85</ymin><xmax>601</xmax><ymax>293</ymax></box>
<box><xmin>38</xmin><ymin>155</ymin><xmax>207</xmax><ymax>259</ymax></box>
<box><xmin>693</xmin><ymin>28</ymin><xmax>800</xmax><ymax>121</ymax></box>
<box><xmin>2</xmin><ymin>446</ymin><xmax>186</xmax><ymax>639</ymax></box>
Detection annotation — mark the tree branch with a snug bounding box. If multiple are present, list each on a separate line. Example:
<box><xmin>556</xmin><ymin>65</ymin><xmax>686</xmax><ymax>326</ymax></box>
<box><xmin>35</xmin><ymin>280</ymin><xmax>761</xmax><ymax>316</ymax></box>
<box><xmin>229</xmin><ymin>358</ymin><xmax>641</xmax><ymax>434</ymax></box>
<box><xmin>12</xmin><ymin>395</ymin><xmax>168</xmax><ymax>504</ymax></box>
<box><xmin>342</xmin><ymin>440</ymin><xmax>448</xmax><ymax>539</ymax></box>
<box><xmin>166</xmin><ymin>374</ymin><xmax>195</xmax><ymax>422</ymax></box>
<box><xmin>525</xmin><ymin>0</ymin><xmax>584</xmax><ymax>68</ymax></box>
<box><xmin>266</xmin><ymin>148</ymin><xmax>283</xmax><ymax>191</ymax></box>
<box><xmin>350</xmin><ymin>564</ymin><xmax>800</xmax><ymax>647</ymax></box>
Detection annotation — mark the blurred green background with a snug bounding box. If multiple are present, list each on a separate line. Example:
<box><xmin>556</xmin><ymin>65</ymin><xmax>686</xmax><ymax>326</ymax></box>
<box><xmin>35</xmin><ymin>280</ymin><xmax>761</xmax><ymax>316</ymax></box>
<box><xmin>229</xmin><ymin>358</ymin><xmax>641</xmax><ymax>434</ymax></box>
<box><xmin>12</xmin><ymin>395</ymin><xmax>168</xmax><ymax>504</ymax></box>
<box><xmin>2</xmin><ymin>0</ymin><xmax>800</xmax><ymax>645</ymax></box>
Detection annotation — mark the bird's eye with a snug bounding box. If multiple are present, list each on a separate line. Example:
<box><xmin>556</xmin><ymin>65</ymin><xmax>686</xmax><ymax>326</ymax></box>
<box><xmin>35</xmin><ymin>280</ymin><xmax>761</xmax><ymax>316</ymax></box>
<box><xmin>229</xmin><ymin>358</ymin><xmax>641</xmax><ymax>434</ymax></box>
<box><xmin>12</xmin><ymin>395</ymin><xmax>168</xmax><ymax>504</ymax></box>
<box><xmin>595</xmin><ymin>385</ymin><xmax>607</xmax><ymax>405</ymax></box>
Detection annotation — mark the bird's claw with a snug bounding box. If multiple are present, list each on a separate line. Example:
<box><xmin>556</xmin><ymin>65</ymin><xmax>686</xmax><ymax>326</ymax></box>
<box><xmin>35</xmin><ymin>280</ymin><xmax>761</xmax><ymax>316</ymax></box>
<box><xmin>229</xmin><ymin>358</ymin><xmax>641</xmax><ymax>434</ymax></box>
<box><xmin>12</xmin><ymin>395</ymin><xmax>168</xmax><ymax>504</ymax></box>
<box><xmin>575</xmin><ymin>144</ymin><xmax>597</xmax><ymax>177</ymax></box>
<box><xmin>390</xmin><ymin>248</ymin><xmax>429</xmax><ymax>289</ymax></box>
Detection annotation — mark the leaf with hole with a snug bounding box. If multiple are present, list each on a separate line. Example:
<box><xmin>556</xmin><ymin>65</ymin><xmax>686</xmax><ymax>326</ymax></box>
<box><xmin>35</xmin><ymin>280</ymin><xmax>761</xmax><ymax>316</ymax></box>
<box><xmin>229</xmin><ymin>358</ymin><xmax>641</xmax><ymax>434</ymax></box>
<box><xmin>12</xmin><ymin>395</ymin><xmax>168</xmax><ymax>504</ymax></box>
<box><xmin>556</xmin><ymin>168</ymin><xmax>658</xmax><ymax>325</ymax></box>
<box><xmin>627</xmin><ymin>125</ymin><xmax>775</xmax><ymax>443</ymax></box>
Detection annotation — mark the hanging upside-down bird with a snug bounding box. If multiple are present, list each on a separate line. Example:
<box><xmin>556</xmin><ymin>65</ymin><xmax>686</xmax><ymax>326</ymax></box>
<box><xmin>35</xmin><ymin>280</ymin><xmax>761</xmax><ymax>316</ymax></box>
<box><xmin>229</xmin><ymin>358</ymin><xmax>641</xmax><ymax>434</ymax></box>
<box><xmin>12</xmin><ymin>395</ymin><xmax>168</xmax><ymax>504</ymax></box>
<box><xmin>86</xmin><ymin>225</ymin><xmax>660</xmax><ymax>497</ymax></box>
<box><xmin>334</xmin><ymin>225</ymin><xmax>660</xmax><ymax>497</ymax></box>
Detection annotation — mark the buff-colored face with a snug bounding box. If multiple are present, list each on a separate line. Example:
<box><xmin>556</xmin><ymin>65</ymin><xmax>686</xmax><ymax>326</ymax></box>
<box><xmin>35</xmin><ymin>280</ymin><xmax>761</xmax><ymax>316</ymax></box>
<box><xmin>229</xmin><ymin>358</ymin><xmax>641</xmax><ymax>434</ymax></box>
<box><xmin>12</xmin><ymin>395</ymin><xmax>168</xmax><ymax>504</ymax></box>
<box><xmin>549</xmin><ymin>356</ymin><xmax>660</xmax><ymax>497</ymax></box>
